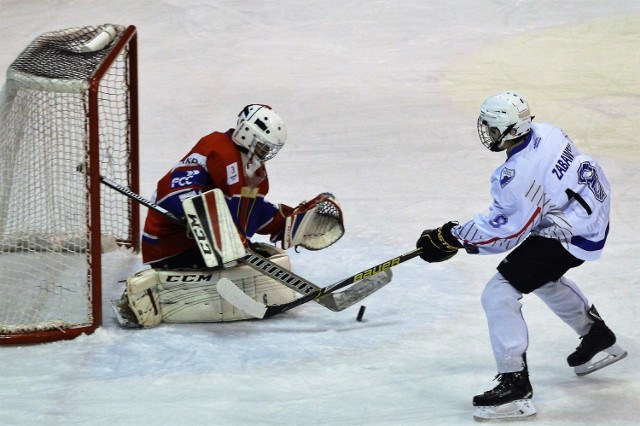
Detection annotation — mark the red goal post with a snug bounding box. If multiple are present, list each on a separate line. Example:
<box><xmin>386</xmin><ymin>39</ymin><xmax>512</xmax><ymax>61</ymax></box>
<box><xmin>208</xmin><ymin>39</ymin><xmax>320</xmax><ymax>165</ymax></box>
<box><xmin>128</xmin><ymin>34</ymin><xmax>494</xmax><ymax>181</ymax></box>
<box><xmin>0</xmin><ymin>24</ymin><xmax>139</xmax><ymax>344</ymax></box>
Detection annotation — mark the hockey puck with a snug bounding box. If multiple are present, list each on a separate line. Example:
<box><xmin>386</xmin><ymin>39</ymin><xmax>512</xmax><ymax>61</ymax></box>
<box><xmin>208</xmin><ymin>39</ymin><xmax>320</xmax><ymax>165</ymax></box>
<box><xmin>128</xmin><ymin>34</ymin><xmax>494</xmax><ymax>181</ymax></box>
<box><xmin>356</xmin><ymin>305</ymin><xmax>366</xmax><ymax>322</ymax></box>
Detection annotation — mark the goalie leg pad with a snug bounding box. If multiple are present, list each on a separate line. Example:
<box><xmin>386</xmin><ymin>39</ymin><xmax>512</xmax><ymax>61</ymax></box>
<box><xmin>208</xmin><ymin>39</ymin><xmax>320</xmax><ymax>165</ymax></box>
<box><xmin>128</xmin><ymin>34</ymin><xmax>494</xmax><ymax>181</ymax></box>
<box><xmin>126</xmin><ymin>269</ymin><xmax>163</xmax><ymax>328</ymax></box>
<box><xmin>156</xmin><ymin>247</ymin><xmax>296</xmax><ymax>323</ymax></box>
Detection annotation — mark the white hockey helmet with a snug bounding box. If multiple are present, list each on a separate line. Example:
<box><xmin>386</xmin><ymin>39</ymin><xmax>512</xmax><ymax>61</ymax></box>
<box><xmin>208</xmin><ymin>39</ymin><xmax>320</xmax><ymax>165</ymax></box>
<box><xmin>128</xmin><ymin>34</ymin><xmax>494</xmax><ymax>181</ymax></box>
<box><xmin>477</xmin><ymin>92</ymin><xmax>532</xmax><ymax>152</ymax></box>
<box><xmin>232</xmin><ymin>104</ymin><xmax>287</xmax><ymax>161</ymax></box>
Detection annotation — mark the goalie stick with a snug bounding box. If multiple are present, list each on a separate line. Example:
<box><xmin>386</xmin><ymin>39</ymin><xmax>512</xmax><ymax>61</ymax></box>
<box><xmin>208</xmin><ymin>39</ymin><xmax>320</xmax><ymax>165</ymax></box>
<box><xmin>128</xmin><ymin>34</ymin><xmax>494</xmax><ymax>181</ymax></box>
<box><xmin>217</xmin><ymin>248</ymin><xmax>422</xmax><ymax>318</ymax></box>
<box><xmin>85</xmin><ymin>169</ymin><xmax>184</xmax><ymax>226</ymax></box>
<box><xmin>92</xmin><ymin>171</ymin><xmax>393</xmax><ymax>312</ymax></box>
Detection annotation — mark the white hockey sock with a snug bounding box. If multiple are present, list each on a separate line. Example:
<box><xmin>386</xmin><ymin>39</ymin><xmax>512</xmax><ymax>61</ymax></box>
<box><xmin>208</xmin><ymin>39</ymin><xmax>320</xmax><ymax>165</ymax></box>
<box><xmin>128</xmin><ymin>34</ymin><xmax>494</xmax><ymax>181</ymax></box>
<box><xmin>534</xmin><ymin>276</ymin><xmax>592</xmax><ymax>336</ymax></box>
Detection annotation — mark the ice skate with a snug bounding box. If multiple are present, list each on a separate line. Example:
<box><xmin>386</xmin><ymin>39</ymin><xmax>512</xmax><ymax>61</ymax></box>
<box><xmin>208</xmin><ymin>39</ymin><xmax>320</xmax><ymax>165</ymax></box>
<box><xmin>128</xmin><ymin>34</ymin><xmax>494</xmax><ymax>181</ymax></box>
<box><xmin>568</xmin><ymin>305</ymin><xmax>627</xmax><ymax>376</ymax></box>
<box><xmin>111</xmin><ymin>292</ymin><xmax>140</xmax><ymax>328</ymax></box>
<box><xmin>472</xmin><ymin>370</ymin><xmax>536</xmax><ymax>422</ymax></box>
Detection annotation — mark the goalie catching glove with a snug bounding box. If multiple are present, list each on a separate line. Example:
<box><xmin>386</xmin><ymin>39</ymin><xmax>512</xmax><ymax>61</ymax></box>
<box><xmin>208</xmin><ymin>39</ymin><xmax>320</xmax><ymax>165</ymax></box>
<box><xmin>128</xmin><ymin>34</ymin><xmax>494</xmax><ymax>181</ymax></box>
<box><xmin>277</xmin><ymin>193</ymin><xmax>345</xmax><ymax>250</ymax></box>
<box><xmin>416</xmin><ymin>221</ymin><xmax>463</xmax><ymax>262</ymax></box>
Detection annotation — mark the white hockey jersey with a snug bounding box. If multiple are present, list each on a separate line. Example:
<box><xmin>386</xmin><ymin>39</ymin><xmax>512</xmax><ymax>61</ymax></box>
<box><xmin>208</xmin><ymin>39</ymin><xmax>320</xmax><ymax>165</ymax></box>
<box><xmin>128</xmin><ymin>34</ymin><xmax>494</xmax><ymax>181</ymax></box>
<box><xmin>452</xmin><ymin>123</ymin><xmax>610</xmax><ymax>261</ymax></box>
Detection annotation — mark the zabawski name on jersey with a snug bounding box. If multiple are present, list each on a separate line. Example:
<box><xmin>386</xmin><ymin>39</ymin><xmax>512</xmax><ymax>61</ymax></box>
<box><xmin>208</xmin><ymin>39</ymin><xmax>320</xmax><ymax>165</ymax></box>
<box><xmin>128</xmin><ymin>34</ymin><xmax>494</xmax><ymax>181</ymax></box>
<box><xmin>551</xmin><ymin>142</ymin><xmax>576</xmax><ymax>180</ymax></box>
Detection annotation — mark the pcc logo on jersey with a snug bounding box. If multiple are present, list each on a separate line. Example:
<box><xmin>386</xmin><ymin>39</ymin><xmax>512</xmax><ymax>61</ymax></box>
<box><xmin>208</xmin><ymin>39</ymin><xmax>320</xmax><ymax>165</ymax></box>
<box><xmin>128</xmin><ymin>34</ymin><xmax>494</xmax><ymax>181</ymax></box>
<box><xmin>170</xmin><ymin>169</ymin><xmax>204</xmax><ymax>188</ymax></box>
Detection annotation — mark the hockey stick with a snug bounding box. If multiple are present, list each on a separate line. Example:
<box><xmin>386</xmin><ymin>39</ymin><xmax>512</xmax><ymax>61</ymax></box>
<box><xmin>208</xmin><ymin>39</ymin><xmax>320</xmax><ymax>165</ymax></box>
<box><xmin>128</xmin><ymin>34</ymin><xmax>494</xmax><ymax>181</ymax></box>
<box><xmin>217</xmin><ymin>248</ymin><xmax>422</xmax><ymax>318</ymax></box>
<box><xmin>93</xmin><ymin>172</ymin><xmax>393</xmax><ymax>312</ymax></box>
<box><xmin>93</xmin><ymin>171</ymin><xmax>184</xmax><ymax>226</ymax></box>
<box><xmin>98</xmin><ymin>173</ymin><xmax>243</xmax><ymax>266</ymax></box>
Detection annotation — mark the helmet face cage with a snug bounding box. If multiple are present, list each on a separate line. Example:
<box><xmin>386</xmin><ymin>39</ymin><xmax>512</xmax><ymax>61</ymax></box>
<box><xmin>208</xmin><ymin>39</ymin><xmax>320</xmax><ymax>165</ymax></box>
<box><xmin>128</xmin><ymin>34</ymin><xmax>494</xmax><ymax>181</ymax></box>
<box><xmin>477</xmin><ymin>117</ymin><xmax>516</xmax><ymax>152</ymax></box>
<box><xmin>232</xmin><ymin>104</ymin><xmax>287</xmax><ymax>161</ymax></box>
<box><xmin>248</xmin><ymin>134</ymin><xmax>283</xmax><ymax>162</ymax></box>
<box><xmin>477</xmin><ymin>92</ymin><xmax>531</xmax><ymax>152</ymax></box>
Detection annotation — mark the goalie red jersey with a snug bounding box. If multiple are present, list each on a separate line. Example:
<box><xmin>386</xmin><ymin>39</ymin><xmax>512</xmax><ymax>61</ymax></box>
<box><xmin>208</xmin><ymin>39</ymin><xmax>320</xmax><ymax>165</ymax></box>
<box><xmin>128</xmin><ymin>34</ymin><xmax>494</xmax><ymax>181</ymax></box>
<box><xmin>141</xmin><ymin>129</ymin><xmax>289</xmax><ymax>267</ymax></box>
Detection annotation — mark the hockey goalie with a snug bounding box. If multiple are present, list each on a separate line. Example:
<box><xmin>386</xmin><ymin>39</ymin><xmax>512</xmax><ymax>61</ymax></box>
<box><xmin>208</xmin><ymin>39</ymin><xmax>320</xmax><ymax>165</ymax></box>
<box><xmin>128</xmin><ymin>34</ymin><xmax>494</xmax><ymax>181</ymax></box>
<box><xmin>113</xmin><ymin>104</ymin><xmax>345</xmax><ymax>327</ymax></box>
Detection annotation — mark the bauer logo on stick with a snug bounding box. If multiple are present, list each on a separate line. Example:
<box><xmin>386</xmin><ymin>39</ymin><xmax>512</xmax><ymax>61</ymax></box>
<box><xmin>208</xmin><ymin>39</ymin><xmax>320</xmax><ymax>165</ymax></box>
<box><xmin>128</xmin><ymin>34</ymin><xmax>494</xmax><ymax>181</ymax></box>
<box><xmin>353</xmin><ymin>257</ymin><xmax>400</xmax><ymax>283</ymax></box>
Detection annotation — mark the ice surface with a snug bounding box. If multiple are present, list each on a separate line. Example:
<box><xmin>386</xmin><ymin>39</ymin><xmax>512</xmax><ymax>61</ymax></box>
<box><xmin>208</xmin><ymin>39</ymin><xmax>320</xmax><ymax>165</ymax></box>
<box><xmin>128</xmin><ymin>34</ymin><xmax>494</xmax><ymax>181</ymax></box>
<box><xmin>0</xmin><ymin>1</ymin><xmax>638</xmax><ymax>424</ymax></box>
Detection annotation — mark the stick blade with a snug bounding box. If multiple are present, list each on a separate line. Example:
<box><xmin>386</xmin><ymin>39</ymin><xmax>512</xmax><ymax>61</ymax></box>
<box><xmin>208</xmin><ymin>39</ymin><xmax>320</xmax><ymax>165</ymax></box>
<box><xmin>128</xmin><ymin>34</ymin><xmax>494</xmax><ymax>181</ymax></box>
<box><xmin>216</xmin><ymin>278</ymin><xmax>268</xmax><ymax>319</ymax></box>
<box><xmin>317</xmin><ymin>270</ymin><xmax>393</xmax><ymax>311</ymax></box>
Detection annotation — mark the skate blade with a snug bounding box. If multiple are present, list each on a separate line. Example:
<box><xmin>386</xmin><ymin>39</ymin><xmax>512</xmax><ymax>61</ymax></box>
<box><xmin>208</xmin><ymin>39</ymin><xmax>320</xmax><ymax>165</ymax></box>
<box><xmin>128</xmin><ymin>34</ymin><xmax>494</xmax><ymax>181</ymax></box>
<box><xmin>574</xmin><ymin>343</ymin><xmax>627</xmax><ymax>376</ymax></box>
<box><xmin>473</xmin><ymin>399</ymin><xmax>537</xmax><ymax>422</ymax></box>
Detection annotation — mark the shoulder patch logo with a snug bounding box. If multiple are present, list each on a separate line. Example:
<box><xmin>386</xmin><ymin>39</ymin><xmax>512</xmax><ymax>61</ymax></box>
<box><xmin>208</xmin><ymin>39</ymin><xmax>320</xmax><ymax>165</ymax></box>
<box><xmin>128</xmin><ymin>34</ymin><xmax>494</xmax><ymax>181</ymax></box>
<box><xmin>226</xmin><ymin>162</ymin><xmax>240</xmax><ymax>185</ymax></box>
<box><xmin>578</xmin><ymin>161</ymin><xmax>607</xmax><ymax>202</ymax></box>
<box><xmin>500</xmin><ymin>168</ymin><xmax>515</xmax><ymax>188</ymax></box>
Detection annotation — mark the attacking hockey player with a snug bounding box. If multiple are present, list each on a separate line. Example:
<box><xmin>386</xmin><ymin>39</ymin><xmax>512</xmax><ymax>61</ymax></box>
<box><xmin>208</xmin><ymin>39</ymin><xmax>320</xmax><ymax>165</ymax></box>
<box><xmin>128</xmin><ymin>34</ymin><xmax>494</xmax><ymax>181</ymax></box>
<box><xmin>113</xmin><ymin>104</ymin><xmax>345</xmax><ymax>327</ymax></box>
<box><xmin>415</xmin><ymin>92</ymin><xmax>627</xmax><ymax>421</ymax></box>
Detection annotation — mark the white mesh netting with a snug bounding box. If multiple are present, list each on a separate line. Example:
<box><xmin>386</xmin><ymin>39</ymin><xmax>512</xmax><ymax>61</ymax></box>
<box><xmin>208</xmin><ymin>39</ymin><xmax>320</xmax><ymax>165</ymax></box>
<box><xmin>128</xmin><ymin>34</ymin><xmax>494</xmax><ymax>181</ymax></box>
<box><xmin>0</xmin><ymin>24</ymin><xmax>135</xmax><ymax>338</ymax></box>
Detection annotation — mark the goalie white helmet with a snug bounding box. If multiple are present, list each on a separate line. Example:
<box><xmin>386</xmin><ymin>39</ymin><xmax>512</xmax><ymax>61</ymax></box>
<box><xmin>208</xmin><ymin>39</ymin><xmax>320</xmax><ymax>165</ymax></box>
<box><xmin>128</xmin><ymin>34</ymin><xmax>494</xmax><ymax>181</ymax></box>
<box><xmin>477</xmin><ymin>92</ymin><xmax>532</xmax><ymax>152</ymax></box>
<box><xmin>232</xmin><ymin>104</ymin><xmax>287</xmax><ymax>161</ymax></box>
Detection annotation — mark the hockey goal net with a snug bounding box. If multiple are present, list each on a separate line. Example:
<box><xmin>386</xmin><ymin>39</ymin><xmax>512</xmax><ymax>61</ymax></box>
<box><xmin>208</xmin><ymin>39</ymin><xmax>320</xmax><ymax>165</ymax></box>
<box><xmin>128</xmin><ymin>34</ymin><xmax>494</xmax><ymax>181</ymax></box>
<box><xmin>0</xmin><ymin>24</ymin><xmax>139</xmax><ymax>344</ymax></box>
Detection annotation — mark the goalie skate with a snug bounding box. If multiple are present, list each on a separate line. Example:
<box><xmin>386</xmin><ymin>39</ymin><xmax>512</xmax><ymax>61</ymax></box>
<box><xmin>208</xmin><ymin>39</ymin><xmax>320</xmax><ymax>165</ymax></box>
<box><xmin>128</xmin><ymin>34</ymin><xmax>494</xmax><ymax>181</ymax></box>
<box><xmin>110</xmin><ymin>295</ymin><xmax>140</xmax><ymax>329</ymax></box>
<box><xmin>473</xmin><ymin>399</ymin><xmax>537</xmax><ymax>422</ymax></box>
<box><xmin>573</xmin><ymin>343</ymin><xmax>627</xmax><ymax>376</ymax></box>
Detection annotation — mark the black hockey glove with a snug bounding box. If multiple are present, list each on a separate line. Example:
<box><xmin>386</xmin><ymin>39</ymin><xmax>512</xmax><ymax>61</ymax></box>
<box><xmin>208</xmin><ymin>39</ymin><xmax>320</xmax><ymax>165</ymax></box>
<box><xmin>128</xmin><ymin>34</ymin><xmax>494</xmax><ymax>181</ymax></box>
<box><xmin>416</xmin><ymin>221</ymin><xmax>462</xmax><ymax>263</ymax></box>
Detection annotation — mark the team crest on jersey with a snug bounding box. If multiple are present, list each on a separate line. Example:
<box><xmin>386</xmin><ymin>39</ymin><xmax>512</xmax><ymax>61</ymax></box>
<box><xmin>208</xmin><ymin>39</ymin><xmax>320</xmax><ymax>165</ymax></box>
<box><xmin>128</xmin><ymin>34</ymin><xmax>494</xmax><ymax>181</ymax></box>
<box><xmin>500</xmin><ymin>168</ymin><xmax>515</xmax><ymax>188</ymax></box>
